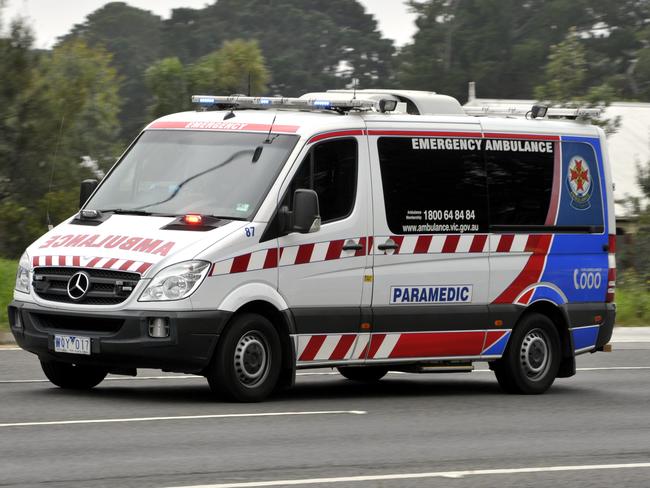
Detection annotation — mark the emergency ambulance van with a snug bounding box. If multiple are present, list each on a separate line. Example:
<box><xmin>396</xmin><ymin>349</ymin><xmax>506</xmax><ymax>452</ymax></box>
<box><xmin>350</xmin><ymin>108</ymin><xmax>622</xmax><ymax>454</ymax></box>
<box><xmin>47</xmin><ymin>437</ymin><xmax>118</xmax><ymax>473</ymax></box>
<box><xmin>8</xmin><ymin>90</ymin><xmax>616</xmax><ymax>401</ymax></box>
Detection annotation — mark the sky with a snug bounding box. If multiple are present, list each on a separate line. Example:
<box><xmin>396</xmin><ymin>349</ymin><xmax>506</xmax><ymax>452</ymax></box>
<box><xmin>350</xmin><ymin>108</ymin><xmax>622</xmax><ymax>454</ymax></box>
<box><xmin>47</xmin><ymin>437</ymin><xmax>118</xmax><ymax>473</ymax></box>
<box><xmin>2</xmin><ymin>0</ymin><xmax>419</xmax><ymax>49</ymax></box>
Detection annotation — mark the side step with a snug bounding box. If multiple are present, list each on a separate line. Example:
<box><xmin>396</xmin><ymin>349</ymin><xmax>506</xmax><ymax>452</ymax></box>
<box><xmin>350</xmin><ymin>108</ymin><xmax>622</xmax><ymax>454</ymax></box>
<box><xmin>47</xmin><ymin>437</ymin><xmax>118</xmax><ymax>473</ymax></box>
<box><xmin>399</xmin><ymin>363</ymin><xmax>474</xmax><ymax>374</ymax></box>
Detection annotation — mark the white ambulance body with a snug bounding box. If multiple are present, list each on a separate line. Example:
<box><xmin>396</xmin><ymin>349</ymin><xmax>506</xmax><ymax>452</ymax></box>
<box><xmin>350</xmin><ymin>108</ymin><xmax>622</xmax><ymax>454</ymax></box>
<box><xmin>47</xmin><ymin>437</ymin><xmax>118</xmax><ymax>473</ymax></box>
<box><xmin>9</xmin><ymin>90</ymin><xmax>616</xmax><ymax>401</ymax></box>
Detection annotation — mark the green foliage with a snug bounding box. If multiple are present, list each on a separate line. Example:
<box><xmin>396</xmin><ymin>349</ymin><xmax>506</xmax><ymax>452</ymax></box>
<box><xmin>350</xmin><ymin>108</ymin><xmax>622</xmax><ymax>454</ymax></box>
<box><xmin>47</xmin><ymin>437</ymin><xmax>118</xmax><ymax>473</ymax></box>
<box><xmin>534</xmin><ymin>30</ymin><xmax>586</xmax><ymax>103</ymax></box>
<box><xmin>0</xmin><ymin>15</ymin><xmax>122</xmax><ymax>258</ymax></box>
<box><xmin>0</xmin><ymin>258</ymin><xmax>17</xmax><ymax>332</ymax></box>
<box><xmin>145</xmin><ymin>57</ymin><xmax>189</xmax><ymax>119</ymax></box>
<box><xmin>62</xmin><ymin>2</ymin><xmax>163</xmax><ymax>139</ymax></box>
<box><xmin>190</xmin><ymin>40</ymin><xmax>269</xmax><ymax>95</ymax></box>
<box><xmin>614</xmin><ymin>272</ymin><xmax>650</xmax><ymax>326</ymax></box>
<box><xmin>145</xmin><ymin>40</ymin><xmax>269</xmax><ymax>117</ymax></box>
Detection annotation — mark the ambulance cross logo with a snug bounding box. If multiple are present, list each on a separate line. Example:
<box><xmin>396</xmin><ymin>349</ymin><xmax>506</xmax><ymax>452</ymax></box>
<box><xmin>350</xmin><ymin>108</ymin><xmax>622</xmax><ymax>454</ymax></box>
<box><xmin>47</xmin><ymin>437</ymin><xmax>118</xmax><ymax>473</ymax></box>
<box><xmin>566</xmin><ymin>156</ymin><xmax>592</xmax><ymax>210</ymax></box>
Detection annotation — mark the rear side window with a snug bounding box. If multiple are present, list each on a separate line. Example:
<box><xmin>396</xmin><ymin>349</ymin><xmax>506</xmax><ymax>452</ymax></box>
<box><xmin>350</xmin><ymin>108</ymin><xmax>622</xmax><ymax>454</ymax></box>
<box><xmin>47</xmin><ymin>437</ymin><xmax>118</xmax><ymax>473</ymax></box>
<box><xmin>377</xmin><ymin>137</ymin><xmax>488</xmax><ymax>234</ymax></box>
<box><xmin>285</xmin><ymin>138</ymin><xmax>357</xmax><ymax>224</ymax></box>
<box><xmin>485</xmin><ymin>139</ymin><xmax>556</xmax><ymax>226</ymax></box>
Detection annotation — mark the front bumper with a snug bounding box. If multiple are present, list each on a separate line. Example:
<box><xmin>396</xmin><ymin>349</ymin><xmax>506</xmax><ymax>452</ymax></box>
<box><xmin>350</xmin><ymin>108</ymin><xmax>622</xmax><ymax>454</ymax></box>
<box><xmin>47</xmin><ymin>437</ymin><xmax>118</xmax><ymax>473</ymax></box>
<box><xmin>8</xmin><ymin>301</ymin><xmax>232</xmax><ymax>373</ymax></box>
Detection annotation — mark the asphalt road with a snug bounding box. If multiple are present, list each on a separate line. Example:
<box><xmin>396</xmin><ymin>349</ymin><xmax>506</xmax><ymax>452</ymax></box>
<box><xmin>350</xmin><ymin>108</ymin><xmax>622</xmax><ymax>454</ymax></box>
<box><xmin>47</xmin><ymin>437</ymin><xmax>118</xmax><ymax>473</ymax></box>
<box><xmin>0</xmin><ymin>345</ymin><xmax>649</xmax><ymax>488</ymax></box>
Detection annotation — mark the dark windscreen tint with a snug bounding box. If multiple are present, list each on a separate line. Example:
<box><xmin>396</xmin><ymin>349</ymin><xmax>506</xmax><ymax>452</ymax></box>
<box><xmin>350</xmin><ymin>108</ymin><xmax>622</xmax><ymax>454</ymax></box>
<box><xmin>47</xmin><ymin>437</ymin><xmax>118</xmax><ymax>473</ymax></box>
<box><xmin>377</xmin><ymin>137</ymin><xmax>488</xmax><ymax>234</ymax></box>
<box><xmin>485</xmin><ymin>140</ymin><xmax>555</xmax><ymax>226</ymax></box>
<box><xmin>86</xmin><ymin>130</ymin><xmax>299</xmax><ymax>219</ymax></box>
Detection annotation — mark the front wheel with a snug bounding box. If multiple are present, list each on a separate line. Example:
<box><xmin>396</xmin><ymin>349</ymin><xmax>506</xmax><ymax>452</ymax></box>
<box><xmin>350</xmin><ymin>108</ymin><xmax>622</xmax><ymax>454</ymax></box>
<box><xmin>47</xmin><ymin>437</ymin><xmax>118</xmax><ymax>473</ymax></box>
<box><xmin>337</xmin><ymin>366</ymin><xmax>388</xmax><ymax>382</ymax></box>
<box><xmin>40</xmin><ymin>359</ymin><xmax>107</xmax><ymax>389</ymax></box>
<box><xmin>493</xmin><ymin>313</ymin><xmax>561</xmax><ymax>394</ymax></box>
<box><xmin>207</xmin><ymin>313</ymin><xmax>281</xmax><ymax>402</ymax></box>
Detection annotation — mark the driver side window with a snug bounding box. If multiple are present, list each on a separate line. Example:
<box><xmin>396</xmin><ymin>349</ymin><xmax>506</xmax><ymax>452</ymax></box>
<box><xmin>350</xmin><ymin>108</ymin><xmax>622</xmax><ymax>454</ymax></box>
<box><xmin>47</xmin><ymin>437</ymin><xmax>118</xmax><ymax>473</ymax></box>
<box><xmin>284</xmin><ymin>138</ymin><xmax>358</xmax><ymax>224</ymax></box>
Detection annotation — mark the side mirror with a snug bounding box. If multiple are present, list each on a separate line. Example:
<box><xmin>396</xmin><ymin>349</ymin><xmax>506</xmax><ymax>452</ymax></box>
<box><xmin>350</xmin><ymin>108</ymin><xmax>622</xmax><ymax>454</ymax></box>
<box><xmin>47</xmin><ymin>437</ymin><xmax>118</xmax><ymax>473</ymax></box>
<box><xmin>282</xmin><ymin>189</ymin><xmax>320</xmax><ymax>234</ymax></box>
<box><xmin>79</xmin><ymin>179</ymin><xmax>98</xmax><ymax>208</ymax></box>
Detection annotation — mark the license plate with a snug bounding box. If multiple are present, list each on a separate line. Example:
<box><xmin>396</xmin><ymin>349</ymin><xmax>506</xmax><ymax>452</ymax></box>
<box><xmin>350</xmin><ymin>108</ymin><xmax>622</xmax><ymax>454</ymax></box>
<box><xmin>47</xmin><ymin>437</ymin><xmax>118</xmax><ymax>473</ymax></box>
<box><xmin>54</xmin><ymin>335</ymin><xmax>91</xmax><ymax>355</ymax></box>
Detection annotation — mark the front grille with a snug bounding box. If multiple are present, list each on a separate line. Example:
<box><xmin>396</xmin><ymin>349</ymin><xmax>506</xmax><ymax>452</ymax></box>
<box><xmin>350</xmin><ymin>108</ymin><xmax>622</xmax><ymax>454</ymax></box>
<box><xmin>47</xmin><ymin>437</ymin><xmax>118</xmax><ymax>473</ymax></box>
<box><xmin>31</xmin><ymin>313</ymin><xmax>124</xmax><ymax>333</ymax></box>
<box><xmin>33</xmin><ymin>267</ymin><xmax>140</xmax><ymax>305</ymax></box>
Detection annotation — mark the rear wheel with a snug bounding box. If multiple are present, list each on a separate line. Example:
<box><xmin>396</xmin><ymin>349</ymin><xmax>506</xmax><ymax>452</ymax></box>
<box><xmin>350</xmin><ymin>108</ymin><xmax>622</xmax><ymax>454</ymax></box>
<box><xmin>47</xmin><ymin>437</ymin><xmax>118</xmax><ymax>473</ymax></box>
<box><xmin>493</xmin><ymin>313</ymin><xmax>561</xmax><ymax>394</ymax></box>
<box><xmin>337</xmin><ymin>366</ymin><xmax>388</xmax><ymax>382</ymax></box>
<box><xmin>40</xmin><ymin>359</ymin><xmax>107</xmax><ymax>389</ymax></box>
<box><xmin>207</xmin><ymin>313</ymin><xmax>281</xmax><ymax>402</ymax></box>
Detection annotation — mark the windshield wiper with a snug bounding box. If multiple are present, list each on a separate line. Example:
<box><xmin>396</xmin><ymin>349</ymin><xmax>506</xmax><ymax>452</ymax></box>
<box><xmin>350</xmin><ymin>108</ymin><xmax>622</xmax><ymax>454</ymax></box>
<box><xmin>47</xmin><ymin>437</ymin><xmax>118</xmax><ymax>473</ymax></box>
<box><xmin>98</xmin><ymin>209</ymin><xmax>177</xmax><ymax>217</ymax></box>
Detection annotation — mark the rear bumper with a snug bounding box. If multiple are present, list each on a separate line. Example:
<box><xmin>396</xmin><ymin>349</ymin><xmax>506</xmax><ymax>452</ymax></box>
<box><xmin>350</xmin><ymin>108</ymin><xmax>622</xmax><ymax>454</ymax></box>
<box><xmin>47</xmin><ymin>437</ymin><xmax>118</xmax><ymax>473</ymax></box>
<box><xmin>8</xmin><ymin>301</ymin><xmax>231</xmax><ymax>373</ymax></box>
<box><xmin>596</xmin><ymin>302</ymin><xmax>616</xmax><ymax>350</ymax></box>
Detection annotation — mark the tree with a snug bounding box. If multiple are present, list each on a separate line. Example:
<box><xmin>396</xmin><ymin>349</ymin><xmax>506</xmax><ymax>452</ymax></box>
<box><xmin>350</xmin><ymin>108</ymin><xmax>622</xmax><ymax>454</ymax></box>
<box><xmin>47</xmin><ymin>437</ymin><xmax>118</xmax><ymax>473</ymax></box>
<box><xmin>163</xmin><ymin>0</ymin><xmax>395</xmax><ymax>95</ymax></box>
<box><xmin>0</xmin><ymin>18</ymin><xmax>122</xmax><ymax>257</ymax></box>
<box><xmin>145</xmin><ymin>57</ymin><xmax>189</xmax><ymax>119</ymax></box>
<box><xmin>61</xmin><ymin>2</ymin><xmax>163</xmax><ymax>139</ymax></box>
<box><xmin>189</xmin><ymin>40</ymin><xmax>269</xmax><ymax>95</ymax></box>
<box><xmin>145</xmin><ymin>40</ymin><xmax>269</xmax><ymax>116</ymax></box>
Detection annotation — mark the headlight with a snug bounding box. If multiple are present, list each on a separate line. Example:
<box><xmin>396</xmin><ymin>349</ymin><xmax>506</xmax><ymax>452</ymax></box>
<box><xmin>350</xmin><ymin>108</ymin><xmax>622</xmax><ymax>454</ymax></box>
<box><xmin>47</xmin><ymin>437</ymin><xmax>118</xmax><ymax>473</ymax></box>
<box><xmin>139</xmin><ymin>260</ymin><xmax>211</xmax><ymax>301</ymax></box>
<box><xmin>15</xmin><ymin>252</ymin><xmax>31</xmax><ymax>294</ymax></box>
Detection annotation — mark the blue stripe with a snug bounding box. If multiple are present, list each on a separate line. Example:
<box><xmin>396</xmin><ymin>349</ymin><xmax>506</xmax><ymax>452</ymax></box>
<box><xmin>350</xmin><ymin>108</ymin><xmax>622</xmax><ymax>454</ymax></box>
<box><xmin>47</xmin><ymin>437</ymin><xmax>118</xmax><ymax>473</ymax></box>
<box><xmin>572</xmin><ymin>325</ymin><xmax>600</xmax><ymax>351</ymax></box>
<box><xmin>482</xmin><ymin>331</ymin><xmax>511</xmax><ymax>356</ymax></box>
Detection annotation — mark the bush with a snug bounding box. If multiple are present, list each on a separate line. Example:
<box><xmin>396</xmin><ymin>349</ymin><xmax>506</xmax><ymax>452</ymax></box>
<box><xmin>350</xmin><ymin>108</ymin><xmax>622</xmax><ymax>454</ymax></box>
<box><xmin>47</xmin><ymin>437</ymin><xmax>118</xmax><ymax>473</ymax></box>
<box><xmin>615</xmin><ymin>271</ymin><xmax>650</xmax><ymax>326</ymax></box>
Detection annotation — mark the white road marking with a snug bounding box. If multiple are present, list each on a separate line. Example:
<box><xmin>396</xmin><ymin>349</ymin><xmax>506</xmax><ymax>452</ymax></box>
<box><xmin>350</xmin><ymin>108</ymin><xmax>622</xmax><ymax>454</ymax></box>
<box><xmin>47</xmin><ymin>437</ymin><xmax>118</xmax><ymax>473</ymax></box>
<box><xmin>0</xmin><ymin>410</ymin><xmax>366</xmax><ymax>428</ymax></box>
<box><xmin>164</xmin><ymin>462</ymin><xmax>650</xmax><ymax>488</ymax></box>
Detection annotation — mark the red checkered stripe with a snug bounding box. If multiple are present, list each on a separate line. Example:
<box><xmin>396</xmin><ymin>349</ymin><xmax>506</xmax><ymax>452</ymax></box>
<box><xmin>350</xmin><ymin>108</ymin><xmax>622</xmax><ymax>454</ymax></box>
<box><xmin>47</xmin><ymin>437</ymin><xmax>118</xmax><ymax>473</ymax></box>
<box><xmin>32</xmin><ymin>255</ymin><xmax>152</xmax><ymax>274</ymax></box>
<box><xmin>372</xmin><ymin>233</ymin><xmax>550</xmax><ymax>255</ymax></box>
<box><xmin>210</xmin><ymin>237</ymin><xmax>368</xmax><ymax>276</ymax></box>
<box><xmin>209</xmin><ymin>233</ymin><xmax>553</xmax><ymax>275</ymax></box>
<box><xmin>296</xmin><ymin>330</ymin><xmax>513</xmax><ymax>363</ymax></box>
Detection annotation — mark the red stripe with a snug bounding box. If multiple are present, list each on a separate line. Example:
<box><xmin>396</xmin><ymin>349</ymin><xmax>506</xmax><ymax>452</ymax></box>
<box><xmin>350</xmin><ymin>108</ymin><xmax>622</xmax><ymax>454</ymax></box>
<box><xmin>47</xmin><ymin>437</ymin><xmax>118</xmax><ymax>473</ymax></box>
<box><xmin>32</xmin><ymin>256</ymin><xmax>39</xmax><ymax>267</ymax></box>
<box><xmin>230</xmin><ymin>254</ymin><xmax>251</xmax><ymax>273</ymax></box>
<box><xmin>414</xmin><ymin>235</ymin><xmax>432</xmax><ymax>254</ymax></box>
<box><xmin>518</xmin><ymin>288</ymin><xmax>535</xmax><ymax>304</ymax></box>
<box><xmin>545</xmin><ymin>141</ymin><xmax>562</xmax><ymax>225</ymax></box>
<box><xmin>496</xmin><ymin>234</ymin><xmax>514</xmax><ymax>252</ymax></box>
<box><xmin>366</xmin><ymin>334</ymin><xmax>387</xmax><ymax>359</ymax></box>
<box><xmin>484</xmin><ymin>133</ymin><xmax>560</xmax><ymax>141</ymax></box>
<box><xmin>367</xmin><ymin>130</ymin><xmax>481</xmax><ymax>138</ymax></box>
<box><xmin>524</xmin><ymin>234</ymin><xmax>552</xmax><ymax>254</ymax></box>
<box><xmin>484</xmin><ymin>331</ymin><xmax>509</xmax><ymax>351</ymax></box>
<box><xmin>136</xmin><ymin>262</ymin><xmax>152</xmax><ymax>274</ymax></box>
<box><xmin>58</xmin><ymin>255</ymin><xmax>67</xmax><ymax>266</ymax></box>
<box><xmin>389</xmin><ymin>332</ymin><xmax>485</xmax><ymax>358</ymax></box>
<box><xmin>470</xmin><ymin>234</ymin><xmax>488</xmax><ymax>253</ymax></box>
<box><xmin>72</xmin><ymin>256</ymin><xmax>80</xmax><ymax>267</ymax></box>
<box><xmin>119</xmin><ymin>259</ymin><xmax>134</xmax><ymax>271</ymax></box>
<box><xmin>102</xmin><ymin>258</ymin><xmax>119</xmax><ymax>269</ymax></box>
<box><xmin>329</xmin><ymin>335</ymin><xmax>356</xmax><ymax>360</ymax></box>
<box><xmin>295</xmin><ymin>243</ymin><xmax>315</xmax><ymax>264</ymax></box>
<box><xmin>45</xmin><ymin>256</ymin><xmax>52</xmax><ymax>266</ymax></box>
<box><xmin>263</xmin><ymin>248</ymin><xmax>279</xmax><ymax>269</ymax></box>
<box><xmin>308</xmin><ymin>130</ymin><xmax>364</xmax><ymax>144</ymax></box>
<box><xmin>149</xmin><ymin>121</ymin><xmax>299</xmax><ymax>133</ymax></box>
<box><xmin>493</xmin><ymin>255</ymin><xmax>547</xmax><ymax>304</ymax></box>
<box><xmin>367</xmin><ymin>236</ymin><xmax>374</xmax><ymax>254</ymax></box>
<box><xmin>325</xmin><ymin>240</ymin><xmax>344</xmax><ymax>260</ymax></box>
<box><xmin>87</xmin><ymin>257</ymin><xmax>101</xmax><ymax>267</ymax></box>
<box><xmin>355</xmin><ymin>237</ymin><xmax>366</xmax><ymax>257</ymax></box>
<box><xmin>299</xmin><ymin>335</ymin><xmax>327</xmax><ymax>361</ymax></box>
<box><xmin>442</xmin><ymin>235</ymin><xmax>460</xmax><ymax>253</ymax></box>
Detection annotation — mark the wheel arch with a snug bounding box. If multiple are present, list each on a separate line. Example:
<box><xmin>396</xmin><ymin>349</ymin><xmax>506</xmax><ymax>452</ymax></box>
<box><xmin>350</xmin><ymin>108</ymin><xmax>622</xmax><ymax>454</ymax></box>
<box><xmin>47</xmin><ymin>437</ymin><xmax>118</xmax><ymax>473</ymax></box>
<box><xmin>518</xmin><ymin>300</ymin><xmax>576</xmax><ymax>378</ymax></box>
<box><xmin>217</xmin><ymin>299</ymin><xmax>296</xmax><ymax>389</ymax></box>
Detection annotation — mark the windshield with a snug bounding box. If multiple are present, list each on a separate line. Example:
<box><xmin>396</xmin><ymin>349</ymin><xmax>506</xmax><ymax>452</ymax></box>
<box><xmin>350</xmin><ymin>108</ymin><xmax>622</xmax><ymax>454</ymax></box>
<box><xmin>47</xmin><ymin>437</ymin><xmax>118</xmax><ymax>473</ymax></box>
<box><xmin>85</xmin><ymin>130</ymin><xmax>299</xmax><ymax>219</ymax></box>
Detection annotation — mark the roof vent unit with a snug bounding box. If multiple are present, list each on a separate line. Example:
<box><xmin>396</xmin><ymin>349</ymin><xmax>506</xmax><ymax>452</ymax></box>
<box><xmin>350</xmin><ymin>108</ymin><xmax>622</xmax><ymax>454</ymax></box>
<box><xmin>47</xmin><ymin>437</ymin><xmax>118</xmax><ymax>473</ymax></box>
<box><xmin>321</xmin><ymin>89</ymin><xmax>466</xmax><ymax>116</ymax></box>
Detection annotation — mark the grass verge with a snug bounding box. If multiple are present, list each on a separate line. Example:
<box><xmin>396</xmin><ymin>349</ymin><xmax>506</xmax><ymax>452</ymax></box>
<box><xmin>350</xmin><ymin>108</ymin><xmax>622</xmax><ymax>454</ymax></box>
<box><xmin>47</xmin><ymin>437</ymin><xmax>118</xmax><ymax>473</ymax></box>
<box><xmin>0</xmin><ymin>259</ymin><xmax>17</xmax><ymax>332</ymax></box>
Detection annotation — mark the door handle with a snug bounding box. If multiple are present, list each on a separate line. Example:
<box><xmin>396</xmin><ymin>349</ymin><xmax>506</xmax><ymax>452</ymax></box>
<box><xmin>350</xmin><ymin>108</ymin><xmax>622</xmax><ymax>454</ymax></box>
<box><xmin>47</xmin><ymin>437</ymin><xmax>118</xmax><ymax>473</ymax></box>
<box><xmin>377</xmin><ymin>239</ymin><xmax>398</xmax><ymax>251</ymax></box>
<box><xmin>342</xmin><ymin>240</ymin><xmax>363</xmax><ymax>251</ymax></box>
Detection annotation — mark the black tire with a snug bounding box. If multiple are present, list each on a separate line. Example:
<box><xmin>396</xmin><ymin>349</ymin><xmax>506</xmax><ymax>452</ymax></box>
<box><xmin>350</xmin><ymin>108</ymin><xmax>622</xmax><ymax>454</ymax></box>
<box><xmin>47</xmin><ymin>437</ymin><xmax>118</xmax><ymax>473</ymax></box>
<box><xmin>40</xmin><ymin>359</ymin><xmax>107</xmax><ymax>390</ymax></box>
<box><xmin>337</xmin><ymin>366</ymin><xmax>388</xmax><ymax>382</ymax></box>
<box><xmin>493</xmin><ymin>313</ymin><xmax>561</xmax><ymax>394</ymax></box>
<box><xmin>207</xmin><ymin>313</ymin><xmax>281</xmax><ymax>402</ymax></box>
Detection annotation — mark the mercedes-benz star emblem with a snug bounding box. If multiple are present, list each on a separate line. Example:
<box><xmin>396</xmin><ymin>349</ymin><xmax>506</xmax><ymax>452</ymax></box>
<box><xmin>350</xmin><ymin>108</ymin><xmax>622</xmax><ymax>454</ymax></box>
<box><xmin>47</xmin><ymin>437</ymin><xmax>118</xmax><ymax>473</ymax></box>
<box><xmin>67</xmin><ymin>272</ymin><xmax>91</xmax><ymax>301</ymax></box>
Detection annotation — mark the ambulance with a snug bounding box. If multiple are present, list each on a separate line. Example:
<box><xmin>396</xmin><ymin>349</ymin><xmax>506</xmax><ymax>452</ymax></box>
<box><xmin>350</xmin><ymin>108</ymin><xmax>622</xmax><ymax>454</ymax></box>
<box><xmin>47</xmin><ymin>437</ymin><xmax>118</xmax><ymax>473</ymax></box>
<box><xmin>8</xmin><ymin>90</ymin><xmax>616</xmax><ymax>401</ymax></box>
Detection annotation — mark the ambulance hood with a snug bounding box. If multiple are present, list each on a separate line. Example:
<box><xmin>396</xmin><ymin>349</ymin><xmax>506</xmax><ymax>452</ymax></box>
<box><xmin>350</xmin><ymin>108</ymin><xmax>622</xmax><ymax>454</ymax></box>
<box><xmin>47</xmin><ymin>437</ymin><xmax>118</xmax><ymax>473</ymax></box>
<box><xmin>27</xmin><ymin>215</ymin><xmax>245</xmax><ymax>277</ymax></box>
